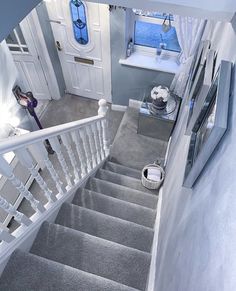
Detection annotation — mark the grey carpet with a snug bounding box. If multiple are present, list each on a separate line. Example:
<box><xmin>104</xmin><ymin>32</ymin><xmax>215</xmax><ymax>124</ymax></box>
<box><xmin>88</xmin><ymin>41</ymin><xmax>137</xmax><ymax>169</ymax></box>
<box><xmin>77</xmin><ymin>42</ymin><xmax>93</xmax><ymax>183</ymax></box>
<box><xmin>30</xmin><ymin>222</ymin><xmax>151</xmax><ymax>291</ymax></box>
<box><xmin>104</xmin><ymin>161</ymin><xmax>141</xmax><ymax>179</ymax></box>
<box><xmin>87</xmin><ymin>177</ymin><xmax>158</xmax><ymax>209</ymax></box>
<box><xmin>0</xmin><ymin>250</ymin><xmax>139</xmax><ymax>291</ymax></box>
<box><xmin>56</xmin><ymin>202</ymin><xmax>154</xmax><ymax>252</ymax></box>
<box><xmin>97</xmin><ymin>168</ymin><xmax>158</xmax><ymax>195</ymax></box>
<box><xmin>73</xmin><ymin>188</ymin><xmax>156</xmax><ymax>228</ymax></box>
<box><xmin>110</xmin><ymin>107</ymin><xmax>167</xmax><ymax>170</ymax></box>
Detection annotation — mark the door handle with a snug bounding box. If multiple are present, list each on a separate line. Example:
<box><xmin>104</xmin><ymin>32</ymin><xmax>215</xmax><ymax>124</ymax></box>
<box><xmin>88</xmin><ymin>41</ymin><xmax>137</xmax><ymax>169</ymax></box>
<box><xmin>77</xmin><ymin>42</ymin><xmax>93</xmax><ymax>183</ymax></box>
<box><xmin>56</xmin><ymin>41</ymin><xmax>62</xmax><ymax>51</ymax></box>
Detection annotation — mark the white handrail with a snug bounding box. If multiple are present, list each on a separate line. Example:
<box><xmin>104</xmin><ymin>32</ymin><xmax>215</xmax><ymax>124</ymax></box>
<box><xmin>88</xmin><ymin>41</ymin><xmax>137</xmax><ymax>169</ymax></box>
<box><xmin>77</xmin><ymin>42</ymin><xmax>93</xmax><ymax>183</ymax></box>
<box><xmin>0</xmin><ymin>115</ymin><xmax>103</xmax><ymax>155</ymax></box>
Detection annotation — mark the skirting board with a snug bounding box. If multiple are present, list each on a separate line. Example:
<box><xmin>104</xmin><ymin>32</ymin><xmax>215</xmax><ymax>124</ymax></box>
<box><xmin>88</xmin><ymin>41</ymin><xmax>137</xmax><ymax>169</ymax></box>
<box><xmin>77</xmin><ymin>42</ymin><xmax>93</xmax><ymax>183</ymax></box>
<box><xmin>111</xmin><ymin>104</ymin><xmax>127</xmax><ymax>112</ymax></box>
<box><xmin>147</xmin><ymin>187</ymin><xmax>163</xmax><ymax>291</ymax></box>
<box><xmin>129</xmin><ymin>99</ymin><xmax>142</xmax><ymax>109</ymax></box>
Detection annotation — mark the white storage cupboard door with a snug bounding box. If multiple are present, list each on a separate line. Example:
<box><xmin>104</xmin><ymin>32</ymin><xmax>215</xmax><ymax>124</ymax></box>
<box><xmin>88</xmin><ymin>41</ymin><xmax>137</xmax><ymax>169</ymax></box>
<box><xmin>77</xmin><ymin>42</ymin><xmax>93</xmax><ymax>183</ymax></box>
<box><xmin>46</xmin><ymin>0</ymin><xmax>111</xmax><ymax>102</ymax></box>
<box><xmin>5</xmin><ymin>20</ymin><xmax>51</xmax><ymax>100</ymax></box>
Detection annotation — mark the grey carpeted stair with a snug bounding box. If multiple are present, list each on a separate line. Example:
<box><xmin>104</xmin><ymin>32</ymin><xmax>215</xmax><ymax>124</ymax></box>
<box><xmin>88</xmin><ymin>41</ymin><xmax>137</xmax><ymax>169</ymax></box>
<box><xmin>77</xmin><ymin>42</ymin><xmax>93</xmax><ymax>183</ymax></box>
<box><xmin>0</xmin><ymin>250</ymin><xmax>139</xmax><ymax>291</ymax></box>
<box><xmin>87</xmin><ymin>177</ymin><xmax>158</xmax><ymax>209</ymax></box>
<box><xmin>104</xmin><ymin>161</ymin><xmax>141</xmax><ymax>179</ymax></box>
<box><xmin>31</xmin><ymin>222</ymin><xmax>151</xmax><ymax>291</ymax></box>
<box><xmin>56</xmin><ymin>202</ymin><xmax>154</xmax><ymax>252</ymax></box>
<box><xmin>96</xmin><ymin>168</ymin><xmax>157</xmax><ymax>195</ymax></box>
<box><xmin>0</xmin><ymin>157</ymin><xmax>158</xmax><ymax>290</ymax></box>
<box><xmin>73</xmin><ymin>188</ymin><xmax>156</xmax><ymax>228</ymax></box>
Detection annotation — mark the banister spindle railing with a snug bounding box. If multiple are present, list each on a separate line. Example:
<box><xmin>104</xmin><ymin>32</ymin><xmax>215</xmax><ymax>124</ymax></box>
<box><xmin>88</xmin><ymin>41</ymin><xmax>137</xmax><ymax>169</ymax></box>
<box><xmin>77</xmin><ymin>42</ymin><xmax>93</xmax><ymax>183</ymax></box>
<box><xmin>0</xmin><ymin>196</ymin><xmax>32</xmax><ymax>226</ymax></box>
<box><xmin>96</xmin><ymin>120</ymin><xmax>105</xmax><ymax>160</ymax></box>
<box><xmin>85</xmin><ymin>125</ymin><xmax>97</xmax><ymax>168</ymax></box>
<box><xmin>98</xmin><ymin>99</ymin><xmax>109</xmax><ymax>156</ymax></box>
<box><xmin>49</xmin><ymin>136</ymin><xmax>74</xmax><ymax>187</ymax></box>
<box><xmin>0</xmin><ymin>227</ymin><xmax>15</xmax><ymax>243</ymax></box>
<box><xmin>31</xmin><ymin>143</ymin><xmax>66</xmax><ymax>195</ymax></box>
<box><xmin>0</xmin><ymin>155</ymin><xmax>46</xmax><ymax>213</ymax></box>
<box><xmin>71</xmin><ymin>130</ymin><xmax>87</xmax><ymax>178</ymax></box>
<box><xmin>91</xmin><ymin>122</ymin><xmax>102</xmax><ymax>164</ymax></box>
<box><xmin>61</xmin><ymin>133</ymin><xmax>80</xmax><ymax>182</ymax></box>
<box><xmin>15</xmin><ymin>148</ymin><xmax>57</xmax><ymax>203</ymax></box>
<box><xmin>79</xmin><ymin>128</ymin><xmax>93</xmax><ymax>172</ymax></box>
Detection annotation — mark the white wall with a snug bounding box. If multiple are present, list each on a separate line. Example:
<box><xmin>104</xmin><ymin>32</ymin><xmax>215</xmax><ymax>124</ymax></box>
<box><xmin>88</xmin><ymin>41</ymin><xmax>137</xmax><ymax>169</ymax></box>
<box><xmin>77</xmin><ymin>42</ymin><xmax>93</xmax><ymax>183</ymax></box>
<box><xmin>154</xmin><ymin>21</ymin><xmax>236</xmax><ymax>291</ymax></box>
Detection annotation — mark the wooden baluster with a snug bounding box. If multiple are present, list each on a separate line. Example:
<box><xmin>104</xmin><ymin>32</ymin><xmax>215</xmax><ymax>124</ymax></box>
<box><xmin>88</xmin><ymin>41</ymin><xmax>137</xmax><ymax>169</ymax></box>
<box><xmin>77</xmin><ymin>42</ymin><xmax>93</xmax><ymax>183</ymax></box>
<box><xmin>98</xmin><ymin>99</ymin><xmax>110</xmax><ymax>156</ymax></box>
<box><xmin>85</xmin><ymin>125</ymin><xmax>97</xmax><ymax>168</ymax></box>
<box><xmin>79</xmin><ymin>128</ymin><xmax>93</xmax><ymax>172</ymax></box>
<box><xmin>71</xmin><ymin>130</ymin><xmax>87</xmax><ymax>178</ymax></box>
<box><xmin>96</xmin><ymin>120</ymin><xmax>105</xmax><ymax>160</ymax></box>
<box><xmin>61</xmin><ymin>133</ymin><xmax>80</xmax><ymax>182</ymax></box>
<box><xmin>0</xmin><ymin>155</ymin><xmax>45</xmax><ymax>213</ymax></box>
<box><xmin>91</xmin><ymin>122</ymin><xmax>102</xmax><ymax>164</ymax></box>
<box><xmin>0</xmin><ymin>227</ymin><xmax>15</xmax><ymax>243</ymax></box>
<box><xmin>30</xmin><ymin>143</ymin><xmax>66</xmax><ymax>195</ymax></box>
<box><xmin>0</xmin><ymin>195</ymin><xmax>31</xmax><ymax>226</ymax></box>
<box><xmin>15</xmin><ymin>148</ymin><xmax>57</xmax><ymax>203</ymax></box>
<box><xmin>49</xmin><ymin>136</ymin><xmax>74</xmax><ymax>187</ymax></box>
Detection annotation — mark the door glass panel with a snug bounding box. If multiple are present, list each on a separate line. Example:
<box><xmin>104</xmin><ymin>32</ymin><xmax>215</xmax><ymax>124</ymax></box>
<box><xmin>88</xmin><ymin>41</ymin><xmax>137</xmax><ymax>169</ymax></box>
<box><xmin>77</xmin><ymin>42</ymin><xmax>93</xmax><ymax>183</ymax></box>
<box><xmin>15</xmin><ymin>25</ymin><xmax>26</xmax><ymax>45</ymax></box>
<box><xmin>6</xmin><ymin>32</ymin><xmax>18</xmax><ymax>45</ymax></box>
<box><xmin>70</xmin><ymin>0</ymin><xmax>89</xmax><ymax>45</ymax></box>
<box><xmin>8</xmin><ymin>46</ymin><xmax>21</xmax><ymax>52</ymax></box>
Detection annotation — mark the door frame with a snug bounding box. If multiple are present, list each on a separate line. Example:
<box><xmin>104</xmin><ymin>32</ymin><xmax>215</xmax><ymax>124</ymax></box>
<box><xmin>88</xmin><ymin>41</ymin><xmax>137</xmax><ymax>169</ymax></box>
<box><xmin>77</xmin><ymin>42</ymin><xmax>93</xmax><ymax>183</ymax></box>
<box><xmin>25</xmin><ymin>9</ymin><xmax>61</xmax><ymax>100</ymax></box>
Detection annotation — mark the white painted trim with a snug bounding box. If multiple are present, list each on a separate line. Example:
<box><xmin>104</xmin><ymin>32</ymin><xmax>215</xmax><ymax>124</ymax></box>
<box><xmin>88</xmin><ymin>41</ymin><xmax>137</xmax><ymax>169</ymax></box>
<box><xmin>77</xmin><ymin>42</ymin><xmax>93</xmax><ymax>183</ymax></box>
<box><xmin>27</xmin><ymin>9</ymin><xmax>61</xmax><ymax>100</ymax></box>
<box><xmin>129</xmin><ymin>99</ymin><xmax>142</xmax><ymax>109</ymax></box>
<box><xmin>147</xmin><ymin>187</ymin><xmax>163</xmax><ymax>291</ymax></box>
<box><xmin>0</xmin><ymin>158</ymin><xmax>107</xmax><ymax>275</ymax></box>
<box><xmin>111</xmin><ymin>104</ymin><xmax>127</xmax><ymax>112</ymax></box>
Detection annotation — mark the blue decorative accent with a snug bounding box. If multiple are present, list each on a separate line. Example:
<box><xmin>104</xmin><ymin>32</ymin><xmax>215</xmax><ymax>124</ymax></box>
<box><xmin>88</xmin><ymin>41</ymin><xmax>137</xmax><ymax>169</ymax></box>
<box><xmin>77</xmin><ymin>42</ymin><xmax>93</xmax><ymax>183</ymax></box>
<box><xmin>70</xmin><ymin>0</ymin><xmax>89</xmax><ymax>45</ymax></box>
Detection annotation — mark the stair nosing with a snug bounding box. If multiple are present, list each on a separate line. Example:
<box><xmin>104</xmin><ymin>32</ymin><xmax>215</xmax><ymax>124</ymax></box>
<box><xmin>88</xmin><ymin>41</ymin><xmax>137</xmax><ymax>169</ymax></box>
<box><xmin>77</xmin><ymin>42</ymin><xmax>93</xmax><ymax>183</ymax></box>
<box><xmin>58</xmin><ymin>202</ymin><xmax>155</xmax><ymax>235</ymax></box>
<box><xmin>12</xmin><ymin>250</ymin><xmax>140</xmax><ymax>291</ymax></box>
<box><xmin>88</xmin><ymin>177</ymin><xmax>158</xmax><ymax>201</ymax></box>
<box><xmin>75</xmin><ymin>188</ymin><xmax>157</xmax><ymax>214</ymax></box>
<box><xmin>34</xmin><ymin>221</ymin><xmax>152</xmax><ymax>259</ymax></box>
<box><xmin>104</xmin><ymin>161</ymin><xmax>141</xmax><ymax>175</ymax></box>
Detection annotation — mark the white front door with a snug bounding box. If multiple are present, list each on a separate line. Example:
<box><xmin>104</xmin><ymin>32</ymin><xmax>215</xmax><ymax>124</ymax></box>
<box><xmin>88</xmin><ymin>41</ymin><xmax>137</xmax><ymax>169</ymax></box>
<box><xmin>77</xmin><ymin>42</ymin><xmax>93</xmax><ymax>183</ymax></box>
<box><xmin>5</xmin><ymin>20</ymin><xmax>51</xmax><ymax>100</ymax></box>
<box><xmin>46</xmin><ymin>1</ymin><xmax>111</xmax><ymax>102</ymax></box>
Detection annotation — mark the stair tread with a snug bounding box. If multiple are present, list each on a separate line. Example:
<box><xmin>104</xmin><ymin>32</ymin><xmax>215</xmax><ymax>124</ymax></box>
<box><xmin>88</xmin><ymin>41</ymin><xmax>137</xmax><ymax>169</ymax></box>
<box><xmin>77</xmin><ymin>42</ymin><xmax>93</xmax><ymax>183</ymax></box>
<box><xmin>97</xmin><ymin>168</ymin><xmax>158</xmax><ymax>195</ymax></box>
<box><xmin>87</xmin><ymin>177</ymin><xmax>158</xmax><ymax>209</ymax></box>
<box><xmin>56</xmin><ymin>202</ymin><xmax>154</xmax><ymax>253</ymax></box>
<box><xmin>31</xmin><ymin>222</ymin><xmax>151</xmax><ymax>291</ymax></box>
<box><xmin>73</xmin><ymin>188</ymin><xmax>156</xmax><ymax>228</ymax></box>
<box><xmin>104</xmin><ymin>161</ymin><xmax>141</xmax><ymax>179</ymax></box>
<box><xmin>0</xmin><ymin>250</ymin><xmax>139</xmax><ymax>291</ymax></box>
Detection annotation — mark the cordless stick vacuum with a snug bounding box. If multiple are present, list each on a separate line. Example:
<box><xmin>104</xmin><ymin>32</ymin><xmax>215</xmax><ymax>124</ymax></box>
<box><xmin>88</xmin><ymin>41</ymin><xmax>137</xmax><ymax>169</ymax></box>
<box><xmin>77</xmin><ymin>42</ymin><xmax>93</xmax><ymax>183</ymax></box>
<box><xmin>13</xmin><ymin>85</ymin><xmax>54</xmax><ymax>154</ymax></box>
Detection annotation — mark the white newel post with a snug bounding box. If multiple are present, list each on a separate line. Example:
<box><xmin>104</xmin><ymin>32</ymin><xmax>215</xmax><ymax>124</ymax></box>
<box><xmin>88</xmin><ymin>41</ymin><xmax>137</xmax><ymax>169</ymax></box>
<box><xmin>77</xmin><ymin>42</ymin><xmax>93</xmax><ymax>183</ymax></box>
<box><xmin>49</xmin><ymin>136</ymin><xmax>74</xmax><ymax>187</ymax></box>
<box><xmin>31</xmin><ymin>143</ymin><xmax>66</xmax><ymax>195</ymax></box>
<box><xmin>98</xmin><ymin>99</ymin><xmax>109</xmax><ymax>156</ymax></box>
<box><xmin>0</xmin><ymin>195</ymin><xmax>32</xmax><ymax>226</ymax></box>
<box><xmin>15</xmin><ymin>148</ymin><xmax>57</xmax><ymax>203</ymax></box>
<box><xmin>0</xmin><ymin>155</ymin><xmax>46</xmax><ymax>213</ymax></box>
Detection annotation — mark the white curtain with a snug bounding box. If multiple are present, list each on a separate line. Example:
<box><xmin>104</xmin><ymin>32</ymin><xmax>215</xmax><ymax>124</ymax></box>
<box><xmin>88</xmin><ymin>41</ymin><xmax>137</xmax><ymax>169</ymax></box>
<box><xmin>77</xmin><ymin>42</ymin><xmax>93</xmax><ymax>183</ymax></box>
<box><xmin>170</xmin><ymin>16</ymin><xmax>206</xmax><ymax>97</ymax></box>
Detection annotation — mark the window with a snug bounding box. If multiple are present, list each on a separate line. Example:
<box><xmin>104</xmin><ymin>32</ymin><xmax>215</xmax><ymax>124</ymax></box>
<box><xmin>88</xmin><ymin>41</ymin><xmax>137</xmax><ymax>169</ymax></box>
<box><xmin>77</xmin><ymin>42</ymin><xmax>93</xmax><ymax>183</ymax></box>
<box><xmin>6</xmin><ymin>25</ymin><xmax>29</xmax><ymax>53</ymax></box>
<box><xmin>133</xmin><ymin>10</ymin><xmax>181</xmax><ymax>53</ymax></box>
<box><xmin>70</xmin><ymin>0</ymin><xmax>89</xmax><ymax>45</ymax></box>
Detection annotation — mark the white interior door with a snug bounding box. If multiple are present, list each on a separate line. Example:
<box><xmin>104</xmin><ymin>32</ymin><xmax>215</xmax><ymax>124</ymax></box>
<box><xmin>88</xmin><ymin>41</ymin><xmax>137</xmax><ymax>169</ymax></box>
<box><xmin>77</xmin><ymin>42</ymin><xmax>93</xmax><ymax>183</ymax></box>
<box><xmin>5</xmin><ymin>20</ymin><xmax>51</xmax><ymax>100</ymax></box>
<box><xmin>46</xmin><ymin>0</ymin><xmax>112</xmax><ymax>102</ymax></box>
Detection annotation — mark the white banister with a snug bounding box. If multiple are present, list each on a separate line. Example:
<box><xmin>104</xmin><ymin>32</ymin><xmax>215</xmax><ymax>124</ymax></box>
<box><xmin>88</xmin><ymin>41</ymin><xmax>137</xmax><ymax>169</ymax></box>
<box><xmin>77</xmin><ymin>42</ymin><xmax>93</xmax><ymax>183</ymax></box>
<box><xmin>79</xmin><ymin>128</ymin><xmax>93</xmax><ymax>172</ymax></box>
<box><xmin>15</xmin><ymin>148</ymin><xmax>57</xmax><ymax>203</ymax></box>
<box><xmin>49</xmin><ymin>136</ymin><xmax>74</xmax><ymax>187</ymax></box>
<box><xmin>0</xmin><ymin>228</ymin><xmax>15</xmax><ymax>243</ymax></box>
<box><xmin>61</xmin><ymin>133</ymin><xmax>80</xmax><ymax>182</ymax></box>
<box><xmin>31</xmin><ymin>143</ymin><xmax>66</xmax><ymax>195</ymax></box>
<box><xmin>71</xmin><ymin>130</ymin><xmax>87</xmax><ymax>178</ymax></box>
<box><xmin>85</xmin><ymin>126</ymin><xmax>97</xmax><ymax>168</ymax></box>
<box><xmin>98</xmin><ymin>99</ymin><xmax>110</xmax><ymax>155</ymax></box>
<box><xmin>0</xmin><ymin>155</ymin><xmax>46</xmax><ymax>213</ymax></box>
<box><xmin>97</xmin><ymin>120</ymin><xmax>106</xmax><ymax>160</ymax></box>
<box><xmin>0</xmin><ymin>196</ymin><xmax>31</xmax><ymax>226</ymax></box>
<box><xmin>91</xmin><ymin>122</ymin><xmax>102</xmax><ymax>164</ymax></box>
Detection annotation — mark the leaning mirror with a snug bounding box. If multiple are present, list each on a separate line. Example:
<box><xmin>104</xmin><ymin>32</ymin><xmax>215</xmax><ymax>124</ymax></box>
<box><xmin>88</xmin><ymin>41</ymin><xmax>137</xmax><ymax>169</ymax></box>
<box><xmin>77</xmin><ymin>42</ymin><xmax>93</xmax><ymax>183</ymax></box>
<box><xmin>183</xmin><ymin>60</ymin><xmax>232</xmax><ymax>188</ymax></box>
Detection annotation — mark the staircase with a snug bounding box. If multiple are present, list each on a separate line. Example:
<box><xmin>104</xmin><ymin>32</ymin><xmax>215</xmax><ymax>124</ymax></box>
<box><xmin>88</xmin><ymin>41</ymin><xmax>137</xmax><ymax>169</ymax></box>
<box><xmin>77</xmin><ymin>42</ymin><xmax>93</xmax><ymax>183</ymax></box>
<box><xmin>0</xmin><ymin>159</ymin><xmax>158</xmax><ymax>290</ymax></box>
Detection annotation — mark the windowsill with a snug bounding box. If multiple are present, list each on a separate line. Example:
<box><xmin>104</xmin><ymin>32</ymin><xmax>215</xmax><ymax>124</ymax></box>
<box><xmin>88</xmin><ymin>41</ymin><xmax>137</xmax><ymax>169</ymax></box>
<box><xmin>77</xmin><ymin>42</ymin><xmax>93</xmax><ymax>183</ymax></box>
<box><xmin>119</xmin><ymin>51</ymin><xmax>180</xmax><ymax>74</ymax></box>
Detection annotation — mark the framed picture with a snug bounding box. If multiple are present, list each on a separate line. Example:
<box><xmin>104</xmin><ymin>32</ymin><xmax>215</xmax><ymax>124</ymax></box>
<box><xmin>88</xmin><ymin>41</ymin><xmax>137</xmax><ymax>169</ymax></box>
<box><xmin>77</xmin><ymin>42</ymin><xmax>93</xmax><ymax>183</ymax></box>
<box><xmin>183</xmin><ymin>60</ymin><xmax>232</xmax><ymax>188</ymax></box>
<box><xmin>185</xmin><ymin>49</ymin><xmax>216</xmax><ymax>135</ymax></box>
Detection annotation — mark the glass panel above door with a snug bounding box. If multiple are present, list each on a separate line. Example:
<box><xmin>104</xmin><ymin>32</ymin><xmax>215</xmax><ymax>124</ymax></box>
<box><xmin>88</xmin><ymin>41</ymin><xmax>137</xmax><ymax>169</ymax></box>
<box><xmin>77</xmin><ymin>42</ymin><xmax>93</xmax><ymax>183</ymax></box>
<box><xmin>70</xmin><ymin>0</ymin><xmax>89</xmax><ymax>45</ymax></box>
